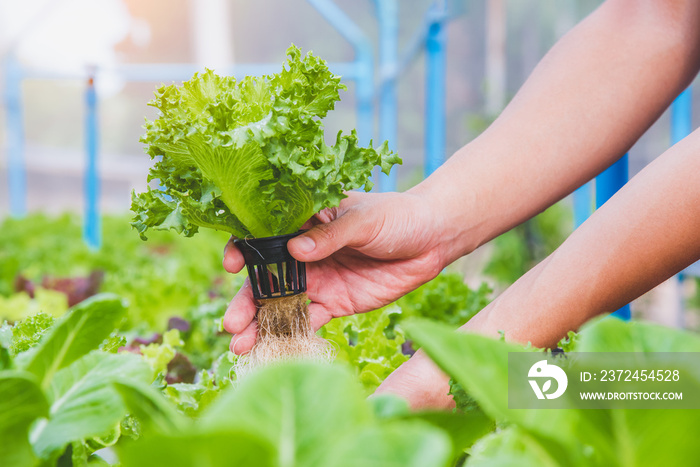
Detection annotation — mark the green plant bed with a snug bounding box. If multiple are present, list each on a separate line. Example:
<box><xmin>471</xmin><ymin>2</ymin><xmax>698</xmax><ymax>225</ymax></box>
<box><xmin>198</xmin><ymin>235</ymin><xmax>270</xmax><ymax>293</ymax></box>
<box><xmin>2</xmin><ymin>214</ymin><xmax>699</xmax><ymax>466</ymax></box>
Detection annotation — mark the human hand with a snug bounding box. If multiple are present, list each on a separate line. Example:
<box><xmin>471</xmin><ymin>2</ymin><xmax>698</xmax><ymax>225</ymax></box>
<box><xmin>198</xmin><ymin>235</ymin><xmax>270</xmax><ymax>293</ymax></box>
<box><xmin>222</xmin><ymin>190</ymin><xmax>446</xmax><ymax>354</ymax></box>
<box><xmin>374</xmin><ymin>350</ymin><xmax>455</xmax><ymax>410</ymax></box>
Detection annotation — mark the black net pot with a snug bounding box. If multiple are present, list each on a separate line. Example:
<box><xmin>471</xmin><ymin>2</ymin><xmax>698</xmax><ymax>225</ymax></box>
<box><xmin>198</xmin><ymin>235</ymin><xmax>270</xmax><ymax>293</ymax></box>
<box><xmin>233</xmin><ymin>231</ymin><xmax>307</xmax><ymax>300</ymax></box>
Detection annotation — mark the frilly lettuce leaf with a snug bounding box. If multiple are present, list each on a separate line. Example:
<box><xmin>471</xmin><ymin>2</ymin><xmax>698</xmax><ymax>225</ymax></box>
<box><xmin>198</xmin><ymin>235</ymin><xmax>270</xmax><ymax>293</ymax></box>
<box><xmin>9</xmin><ymin>312</ymin><xmax>56</xmax><ymax>355</ymax></box>
<box><xmin>132</xmin><ymin>45</ymin><xmax>401</xmax><ymax>239</ymax></box>
<box><xmin>319</xmin><ymin>306</ymin><xmax>409</xmax><ymax>393</ymax></box>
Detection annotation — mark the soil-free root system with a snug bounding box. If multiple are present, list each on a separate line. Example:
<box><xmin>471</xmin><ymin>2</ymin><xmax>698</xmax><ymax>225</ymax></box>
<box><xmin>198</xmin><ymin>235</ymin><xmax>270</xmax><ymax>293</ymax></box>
<box><xmin>234</xmin><ymin>293</ymin><xmax>334</xmax><ymax>378</ymax></box>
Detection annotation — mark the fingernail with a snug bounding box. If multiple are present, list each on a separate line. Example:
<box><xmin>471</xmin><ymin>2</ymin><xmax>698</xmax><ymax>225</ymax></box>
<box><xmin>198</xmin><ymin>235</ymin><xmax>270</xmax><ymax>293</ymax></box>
<box><xmin>294</xmin><ymin>236</ymin><xmax>315</xmax><ymax>253</ymax></box>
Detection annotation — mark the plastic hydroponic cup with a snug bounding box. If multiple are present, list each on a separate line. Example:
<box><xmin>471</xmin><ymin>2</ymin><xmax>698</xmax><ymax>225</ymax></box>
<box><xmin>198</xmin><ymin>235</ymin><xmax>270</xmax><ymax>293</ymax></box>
<box><xmin>234</xmin><ymin>231</ymin><xmax>307</xmax><ymax>300</ymax></box>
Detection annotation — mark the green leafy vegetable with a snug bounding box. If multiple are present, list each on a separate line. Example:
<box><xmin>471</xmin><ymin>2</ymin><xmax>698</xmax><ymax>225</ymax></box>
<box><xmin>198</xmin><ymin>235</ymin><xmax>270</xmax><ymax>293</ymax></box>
<box><xmin>0</xmin><ymin>372</ymin><xmax>49</xmax><ymax>466</ymax></box>
<box><xmin>121</xmin><ymin>362</ymin><xmax>451</xmax><ymax>467</ymax></box>
<box><xmin>467</xmin><ymin>427</ymin><xmax>558</xmax><ymax>467</ymax></box>
<box><xmin>320</xmin><ymin>306</ymin><xmax>409</xmax><ymax>393</ymax></box>
<box><xmin>203</xmin><ymin>362</ymin><xmax>373</xmax><ymax>465</ymax></box>
<box><xmin>19</xmin><ymin>293</ymin><xmax>127</xmax><ymax>389</ymax></box>
<box><xmin>0</xmin><ymin>288</ymin><xmax>68</xmax><ymax>323</ymax></box>
<box><xmin>0</xmin><ymin>291</ymin><xmax>163</xmax><ymax>465</ymax></box>
<box><xmin>0</xmin><ymin>323</ymin><xmax>11</xmax><ymax>370</ymax></box>
<box><xmin>399</xmin><ymin>410</ymin><xmax>494</xmax><ymax>463</ymax></box>
<box><xmin>112</xmin><ymin>380</ymin><xmax>188</xmax><ymax>434</ymax></box>
<box><xmin>118</xmin><ymin>429</ymin><xmax>276</xmax><ymax>467</ymax></box>
<box><xmin>0</xmin><ymin>213</ymin><xmax>241</xmax><ymax>330</ymax></box>
<box><xmin>31</xmin><ymin>351</ymin><xmax>151</xmax><ymax>458</ymax></box>
<box><xmin>181</xmin><ymin>299</ymin><xmax>233</xmax><ymax>370</ymax></box>
<box><xmin>132</xmin><ymin>45</ymin><xmax>399</xmax><ymax>240</ymax></box>
<box><xmin>556</xmin><ymin>330</ymin><xmax>578</xmax><ymax>352</ymax></box>
<box><xmin>140</xmin><ymin>329</ymin><xmax>183</xmax><ymax>377</ymax></box>
<box><xmin>99</xmin><ymin>334</ymin><xmax>127</xmax><ymax>354</ymax></box>
<box><xmin>397</xmin><ymin>272</ymin><xmax>491</xmax><ymax>327</ymax></box>
<box><xmin>163</xmin><ymin>370</ymin><xmax>220</xmax><ymax>417</ymax></box>
<box><xmin>9</xmin><ymin>312</ymin><xmax>56</xmax><ymax>355</ymax></box>
<box><xmin>448</xmin><ymin>379</ymin><xmax>479</xmax><ymax>413</ymax></box>
<box><xmin>328</xmin><ymin>421</ymin><xmax>451</xmax><ymax>467</ymax></box>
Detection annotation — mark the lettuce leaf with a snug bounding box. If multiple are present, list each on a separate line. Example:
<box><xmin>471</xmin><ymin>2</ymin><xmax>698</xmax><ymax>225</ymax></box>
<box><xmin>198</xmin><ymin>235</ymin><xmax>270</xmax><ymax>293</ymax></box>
<box><xmin>319</xmin><ymin>306</ymin><xmax>409</xmax><ymax>393</ymax></box>
<box><xmin>132</xmin><ymin>45</ymin><xmax>400</xmax><ymax>239</ymax></box>
<box><xmin>9</xmin><ymin>312</ymin><xmax>56</xmax><ymax>355</ymax></box>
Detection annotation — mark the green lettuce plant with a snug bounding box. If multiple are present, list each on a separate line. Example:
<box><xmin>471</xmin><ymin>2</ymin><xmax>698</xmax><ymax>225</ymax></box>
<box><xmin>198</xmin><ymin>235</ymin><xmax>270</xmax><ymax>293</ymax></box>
<box><xmin>131</xmin><ymin>45</ymin><xmax>399</xmax><ymax>239</ymax></box>
<box><xmin>131</xmin><ymin>44</ymin><xmax>401</xmax><ymax>372</ymax></box>
<box><xmin>0</xmin><ymin>295</ymin><xmax>153</xmax><ymax>466</ymax></box>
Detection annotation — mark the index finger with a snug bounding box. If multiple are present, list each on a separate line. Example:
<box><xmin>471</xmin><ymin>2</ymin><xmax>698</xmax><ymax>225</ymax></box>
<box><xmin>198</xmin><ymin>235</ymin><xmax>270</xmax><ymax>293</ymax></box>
<box><xmin>223</xmin><ymin>236</ymin><xmax>246</xmax><ymax>273</ymax></box>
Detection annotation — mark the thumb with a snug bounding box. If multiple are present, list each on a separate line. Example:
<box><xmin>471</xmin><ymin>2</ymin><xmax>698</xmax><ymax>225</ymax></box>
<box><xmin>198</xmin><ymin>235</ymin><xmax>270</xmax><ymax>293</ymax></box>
<box><xmin>288</xmin><ymin>208</ymin><xmax>373</xmax><ymax>262</ymax></box>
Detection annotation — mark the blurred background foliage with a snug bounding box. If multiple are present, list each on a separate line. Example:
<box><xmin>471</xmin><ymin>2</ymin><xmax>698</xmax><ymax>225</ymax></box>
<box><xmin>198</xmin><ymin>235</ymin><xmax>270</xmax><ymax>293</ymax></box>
<box><xmin>1</xmin><ymin>0</ymin><xmax>699</xmax><ymax>336</ymax></box>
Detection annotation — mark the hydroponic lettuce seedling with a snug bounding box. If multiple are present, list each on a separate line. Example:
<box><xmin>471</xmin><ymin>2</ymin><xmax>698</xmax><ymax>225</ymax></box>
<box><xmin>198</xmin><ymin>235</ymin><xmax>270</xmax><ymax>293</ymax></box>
<box><xmin>131</xmin><ymin>44</ymin><xmax>399</xmax><ymax>239</ymax></box>
<box><xmin>131</xmin><ymin>45</ymin><xmax>400</xmax><ymax>371</ymax></box>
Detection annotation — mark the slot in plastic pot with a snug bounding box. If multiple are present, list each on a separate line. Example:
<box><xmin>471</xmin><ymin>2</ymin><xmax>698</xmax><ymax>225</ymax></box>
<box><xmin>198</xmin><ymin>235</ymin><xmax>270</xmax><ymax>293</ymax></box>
<box><xmin>234</xmin><ymin>231</ymin><xmax>307</xmax><ymax>300</ymax></box>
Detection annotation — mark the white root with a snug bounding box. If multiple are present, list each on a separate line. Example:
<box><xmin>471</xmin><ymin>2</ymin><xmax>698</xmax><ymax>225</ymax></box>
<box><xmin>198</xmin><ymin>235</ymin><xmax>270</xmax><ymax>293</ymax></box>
<box><xmin>233</xmin><ymin>293</ymin><xmax>335</xmax><ymax>379</ymax></box>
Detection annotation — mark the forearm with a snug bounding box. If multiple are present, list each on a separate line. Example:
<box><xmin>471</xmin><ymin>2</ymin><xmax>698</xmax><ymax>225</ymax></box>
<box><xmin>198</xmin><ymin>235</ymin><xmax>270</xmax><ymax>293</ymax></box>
<box><xmin>411</xmin><ymin>0</ymin><xmax>700</xmax><ymax>265</ymax></box>
<box><xmin>379</xmin><ymin>127</ymin><xmax>700</xmax><ymax>410</ymax></box>
<box><xmin>463</xmin><ymin>128</ymin><xmax>700</xmax><ymax>347</ymax></box>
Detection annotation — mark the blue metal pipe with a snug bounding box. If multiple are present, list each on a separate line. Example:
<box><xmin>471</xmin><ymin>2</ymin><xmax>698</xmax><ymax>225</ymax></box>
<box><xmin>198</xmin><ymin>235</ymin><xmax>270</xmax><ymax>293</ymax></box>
<box><xmin>83</xmin><ymin>74</ymin><xmax>101</xmax><ymax>249</ymax></box>
<box><xmin>595</xmin><ymin>153</ymin><xmax>628</xmax><ymax>209</ymax></box>
<box><xmin>611</xmin><ymin>305</ymin><xmax>632</xmax><ymax>321</ymax></box>
<box><xmin>671</xmin><ymin>87</ymin><xmax>692</xmax><ymax>145</ymax></box>
<box><xmin>5</xmin><ymin>55</ymin><xmax>27</xmax><ymax>217</ymax></box>
<box><xmin>377</xmin><ymin>0</ymin><xmax>399</xmax><ymax>192</ymax></box>
<box><xmin>425</xmin><ymin>1</ymin><xmax>447</xmax><ymax>177</ymax></box>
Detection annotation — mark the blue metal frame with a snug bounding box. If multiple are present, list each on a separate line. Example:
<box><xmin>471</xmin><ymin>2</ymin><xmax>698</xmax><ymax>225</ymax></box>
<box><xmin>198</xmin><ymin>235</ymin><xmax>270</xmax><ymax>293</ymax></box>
<box><xmin>671</xmin><ymin>87</ymin><xmax>692</xmax><ymax>145</ymax></box>
<box><xmin>83</xmin><ymin>74</ymin><xmax>101</xmax><ymax>249</ymax></box>
<box><xmin>424</xmin><ymin>1</ymin><xmax>448</xmax><ymax>177</ymax></box>
<box><xmin>595</xmin><ymin>154</ymin><xmax>628</xmax><ymax>209</ymax></box>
